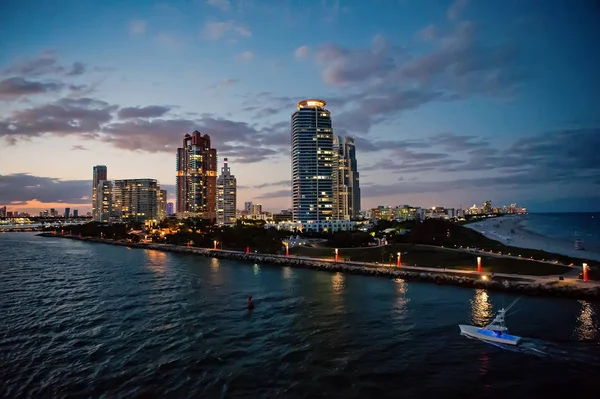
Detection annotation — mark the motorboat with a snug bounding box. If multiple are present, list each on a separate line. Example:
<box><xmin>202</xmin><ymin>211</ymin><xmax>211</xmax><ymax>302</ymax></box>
<box><xmin>459</xmin><ymin>298</ymin><xmax>522</xmax><ymax>346</ymax></box>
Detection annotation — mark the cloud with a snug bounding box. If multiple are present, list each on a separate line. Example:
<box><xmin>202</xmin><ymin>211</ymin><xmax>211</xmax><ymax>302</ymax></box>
<box><xmin>0</xmin><ymin>174</ymin><xmax>91</xmax><ymax>205</ymax></box>
<box><xmin>129</xmin><ymin>19</ymin><xmax>147</xmax><ymax>35</ymax></box>
<box><xmin>0</xmin><ymin>77</ymin><xmax>64</xmax><ymax>98</ymax></box>
<box><xmin>201</xmin><ymin>20</ymin><xmax>252</xmax><ymax>40</ymax></box>
<box><xmin>311</xmin><ymin>23</ymin><xmax>528</xmax><ymax>134</ymax></box>
<box><xmin>294</xmin><ymin>45</ymin><xmax>310</xmax><ymax>59</ymax></box>
<box><xmin>255</xmin><ymin>189</ymin><xmax>291</xmax><ymax>199</ymax></box>
<box><xmin>447</xmin><ymin>0</ymin><xmax>468</xmax><ymax>21</ymax></box>
<box><xmin>0</xmin><ymin>97</ymin><xmax>117</xmax><ymax>144</ymax></box>
<box><xmin>206</xmin><ymin>78</ymin><xmax>239</xmax><ymax>90</ymax></box>
<box><xmin>117</xmin><ymin>105</ymin><xmax>171</xmax><ymax>119</ymax></box>
<box><xmin>237</xmin><ymin>51</ymin><xmax>254</xmax><ymax>62</ymax></box>
<box><xmin>206</xmin><ymin>0</ymin><xmax>230</xmax><ymax>11</ymax></box>
<box><xmin>156</xmin><ymin>32</ymin><xmax>185</xmax><ymax>51</ymax></box>
<box><xmin>251</xmin><ymin>180</ymin><xmax>291</xmax><ymax>189</ymax></box>
<box><xmin>66</xmin><ymin>62</ymin><xmax>86</xmax><ymax>76</ymax></box>
<box><xmin>70</xmin><ymin>145</ymin><xmax>88</xmax><ymax>151</ymax></box>
<box><xmin>2</xmin><ymin>55</ymin><xmax>90</xmax><ymax>78</ymax></box>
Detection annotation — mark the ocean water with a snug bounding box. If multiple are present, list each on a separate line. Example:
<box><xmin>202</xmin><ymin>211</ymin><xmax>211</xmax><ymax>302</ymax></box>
<box><xmin>520</xmin><ymin>213</ymin><xmax>600</xmax><ymax>248</ymax></box>
<box><xmin>1</xmin><ymin>233</ymin><xmax>599</xmax><ymax>398</ymax></box>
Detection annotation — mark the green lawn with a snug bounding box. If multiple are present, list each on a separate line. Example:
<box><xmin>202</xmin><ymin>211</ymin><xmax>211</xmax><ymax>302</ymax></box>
<box><xmin>289</xmin><ymin>244</ymin><xmax>572</xmax><ymax>276</ymax></box>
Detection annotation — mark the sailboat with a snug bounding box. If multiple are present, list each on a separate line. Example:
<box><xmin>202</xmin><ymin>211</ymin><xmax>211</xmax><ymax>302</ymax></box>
<box><xmin>459</xmin><ymin>298</ymin><xmax>522</xmax><ymax>346</ymax></box>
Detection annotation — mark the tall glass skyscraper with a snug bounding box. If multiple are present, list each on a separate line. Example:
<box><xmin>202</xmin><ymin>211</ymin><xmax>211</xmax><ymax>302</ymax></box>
<box><xmin>291</xmin><ymin>99</ymin><xmax>334</xmax><ymax>224</ymax></box>
<box><xmin>92</xmin><ymin>165</ymin><xmax>107</xmax><ymax>221</ymax></box>
<box><xmin>333</xmin><ymin>136</ymin><xmax>361</xmax><ymax>219</ymax></box>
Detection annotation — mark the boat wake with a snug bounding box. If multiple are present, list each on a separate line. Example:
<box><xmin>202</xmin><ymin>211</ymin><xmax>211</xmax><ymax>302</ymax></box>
<box><xmin>463</xmin><ymin>334</ymin><xmax>600</xmax><ymax>365</ymax></box>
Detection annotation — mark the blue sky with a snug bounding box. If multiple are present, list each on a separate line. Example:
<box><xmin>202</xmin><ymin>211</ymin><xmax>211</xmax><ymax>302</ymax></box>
<box><xmin>1</xmin><ymin>0</ymin><xmax>599</xmax><ymax>214</ymax></box>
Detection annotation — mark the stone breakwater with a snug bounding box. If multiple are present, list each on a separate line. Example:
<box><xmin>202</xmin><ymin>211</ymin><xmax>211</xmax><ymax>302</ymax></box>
<box><xmin>39</xmin><ymin>234</ymin><xmax>600</xmax><ymax>301</ymax></box>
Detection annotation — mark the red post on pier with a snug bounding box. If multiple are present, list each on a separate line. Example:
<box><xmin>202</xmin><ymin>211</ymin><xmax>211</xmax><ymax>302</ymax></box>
<box><xmin>583</xmin><ymin>263</ymin><xmax>589</xmax><ymax>282</ymax></box>
<box><xmin>214</xmin><ymin>240</ymin><xmax>217</xmax><ymax>250</ymax></box>
<box><xmin>284</xmin><ymin>242</ymin><xmax>289</xmax><ymax>257</ymax></box>
<box><xmin>335</xmin><ymin>248</ymin><xmax>339</xmax><ymax>262</ymax></box>
<box><xmin>397</xmin><ymin>252</ymin><xmax>401</xmax><ymax>267</ymax></box>
<box><xmin>477</xmin><ymin>256</ymin><xmax>482</xmax><ymax>273</ymax></box>
<box><xmin>187</xmin><ymin>240</ymin><xmax>190</xmax><ymax>248</ymax></box>
<box><xmin>78</xmin><ymin>232</ymin><xmax>81</xmax><ymax>237</ymax></box>
<box><xmin>246</xmin><ymin>246</ymin><xmax>250</xmax><ymax>254</ymax></box>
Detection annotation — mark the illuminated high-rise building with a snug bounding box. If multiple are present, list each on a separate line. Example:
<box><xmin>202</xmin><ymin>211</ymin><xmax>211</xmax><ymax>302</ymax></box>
<box><xmin>158</xmin><ymin>189</ymin><xmax>167</xmax><ymax>221</ymax></box>
<box><xmin>97</xmin><ymin>180</ymin><xmax>112</xmax><ymax>222</ymax></box>
<box><xmin>291</xmin><ymin>99</ymin><xmax>334</xmax><ymax>225</ymax></box>
<box><xmin>112</xmin><ymin>179</ymin><xmax>160</xmax><ymax>222</ymax></box>
<box><xmin>216</xmin><ymin>158</ymin><xmax>237</xmax><ymax>226</ymax></box>
<box><xmin>92</xmin><ymin>165</ymin><xmax>107</xmax><ymax>221</ymax></box>
<box><xmin>333</xmin><ymin>136</ymin><xmax>361</xmax><ymax>220</ymax></box>
<box><xmin>176</xmin><ymin>131</ymin><xmax>217</xmax><ymax>219</ymax></box>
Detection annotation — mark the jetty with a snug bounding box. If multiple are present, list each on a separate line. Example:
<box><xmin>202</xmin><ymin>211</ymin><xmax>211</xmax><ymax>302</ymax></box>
<box><xmin>37</xmin><ymin>233</ymin><xmax>600</xmax><ymax>300</ymax></box>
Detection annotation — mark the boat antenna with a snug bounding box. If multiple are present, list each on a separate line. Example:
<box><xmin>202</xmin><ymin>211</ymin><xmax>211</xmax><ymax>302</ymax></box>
<box><xmin>505</xmin><ymin>297</ymin><xmax>521</xmax><ymax>313</ymax></box>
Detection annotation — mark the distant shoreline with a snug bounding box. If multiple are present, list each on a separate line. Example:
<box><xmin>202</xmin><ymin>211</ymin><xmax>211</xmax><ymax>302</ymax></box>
<box><xmin>36</xmin><ymin>233</ymin><xmax>600</xmax><ymax>301</ymax></box>
<box><xmin>465</xmin><ymin>215</ymin><xmax>600</xmax><ymax>262</ymax></box>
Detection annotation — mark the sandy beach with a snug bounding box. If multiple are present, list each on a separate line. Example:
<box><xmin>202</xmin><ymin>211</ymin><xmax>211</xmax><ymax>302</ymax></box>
<box><xmin>465</xmin><ymin>215</ymin><xmax>600</xmax><ymax>262</ymax></box>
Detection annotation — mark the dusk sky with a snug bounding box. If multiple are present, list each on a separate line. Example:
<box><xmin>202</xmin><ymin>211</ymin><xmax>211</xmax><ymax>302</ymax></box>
<box><xmin>1</xmin><ymin>0</ymin><xmax>599</xmax><ymax>214</ymax></box>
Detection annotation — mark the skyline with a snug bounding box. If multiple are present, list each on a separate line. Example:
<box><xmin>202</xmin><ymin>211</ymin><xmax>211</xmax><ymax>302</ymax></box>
<box><xmin>1</xmin><ymin>0</ymin><xmax>600</xmax><ymax>213</ymax></box>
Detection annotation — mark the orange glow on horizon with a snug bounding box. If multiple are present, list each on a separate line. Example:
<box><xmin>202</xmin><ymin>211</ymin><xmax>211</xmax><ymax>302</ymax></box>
<box><xmin>3</xmin><ymin>200</ymin><xmax>91</xmax><ymax>215</ymax></box>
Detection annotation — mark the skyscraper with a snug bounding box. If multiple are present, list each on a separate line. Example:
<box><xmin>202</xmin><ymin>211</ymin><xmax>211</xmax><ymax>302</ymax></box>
<box><xmin>333</xmin><ymin>136</ymin><xmax>361</xmax><ymax>219</ymax></box>
<box><xmin>166</xmin><ymin>202</ymin><xmax>174</xmax><ymax>216</ymax></box>
<box><xmin>112</xmin><ymin>179</ymin><xmax>160</xmax><ymax>222</ymax></box>
<box><xmin>176</xmin><ymin>131</ymin><xmax>217</xmax><ymax>219</ymax></box>
<box><xmin>216</xmin><ymin>158</ymin><xmax>237</xmax><ymax>226</ymax></box>
<box><xmin>158</xmin><ymin>189</ymin><xmax>167</xmax><ymax>221</ymax></box>
<box><xmin>97</xmin><ymin>180</ymin><xmax>112</xmax><ymax>222</ymax></box>
<box><xmin>92</xmin><ymin>165</ymin><xmax>107</xmax><ymax>221</ymax></box>
<box><xmin>64</xmin><ymin>207</ymin><xmax>70</xmax><ymax>218</ymax></box>
<box><xmin>291</xmin><ymin>99</ymin><xmax>334</xmax><ymax>225</ymax></box>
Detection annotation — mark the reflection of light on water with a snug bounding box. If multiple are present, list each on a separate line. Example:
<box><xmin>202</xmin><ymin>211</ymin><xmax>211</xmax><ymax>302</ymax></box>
<box><xmin>574</xmin><ymin>300</ymin><xmax>597</xmax><ymax>340</ymax></box>
<box><xmin>210</xmin><ymin>257</ymin><xmax>219</xmax><ymax>272</ymax></box>
<box><xmin>470</xmin><ymin>289</ymin><xmax>492</xmax><ymax>326</ymax></box>
<box><xmin>395</xmin><ymin>278</ymin><xmax>407</xmax><ymax>295</ymax></box>
<box><xmin>146</xmin><ymin>250</ymin><xmax>166</xmax><ymax>275</ymax></box>
<box><xmin>479</xmin><ymin>351</ymin><xmax>490</xmax><ymax>377</ymax></box>
<box><xmin>332</xmin><ymin>272</ymin><xmax>344</xmax><ymax>292</ymax></box>
<box><xmin>253</xmin><ymin>263</ymin><xmax>260</xmax><ymax>275</ymax></box>
<box><xmin>282</xmin><ymin>266</ymin><xmax>292</xmax><ymax>279</ymax></box>
<box><xmin>394</xmin><ymin>278</ymin><xmax>409</xmax><ymax>314</ymax></box>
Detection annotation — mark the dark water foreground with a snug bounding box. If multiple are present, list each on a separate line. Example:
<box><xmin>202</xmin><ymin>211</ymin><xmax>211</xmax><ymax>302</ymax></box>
<box><xmin>1</xmin><ymin>233</ymin><xmax>599</xmax><ymax>398</ymax></box>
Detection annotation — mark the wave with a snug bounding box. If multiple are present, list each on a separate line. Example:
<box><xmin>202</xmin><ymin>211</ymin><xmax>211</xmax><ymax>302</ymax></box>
<box><xmin>464</xmin><ymin>334</ymin><xmax>600</xmax><ymax>366</ymax></box>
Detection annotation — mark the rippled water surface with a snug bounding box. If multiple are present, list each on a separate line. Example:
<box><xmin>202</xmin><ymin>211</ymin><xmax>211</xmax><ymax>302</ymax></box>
<box><xmin>1</xmin><ymin>233</ymin><xmax>599</xmax><ymax>398</ymax></box>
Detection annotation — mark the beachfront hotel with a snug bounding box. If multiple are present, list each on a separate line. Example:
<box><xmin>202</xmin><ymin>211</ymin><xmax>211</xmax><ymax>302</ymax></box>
<box><xmin>176</xmin><ymin>131</ymin><xmax>218</xmax><ymax>219</ymax></box>
<box><xmin>291</xmin><ymin>99</ymin><xmax>334</xmax><ymax>225</ymax></box>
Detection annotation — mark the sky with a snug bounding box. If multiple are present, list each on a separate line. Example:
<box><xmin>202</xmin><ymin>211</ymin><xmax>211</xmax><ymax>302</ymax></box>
<box><xmin>1</xmin><ymin>0</ymin><xmax>599</xmax><ymax>214</ymax></box>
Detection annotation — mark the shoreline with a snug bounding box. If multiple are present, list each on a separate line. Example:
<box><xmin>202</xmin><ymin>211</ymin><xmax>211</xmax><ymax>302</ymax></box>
<box><xmin>465</xmin><ymin>215</ymin><xmax>600</xmax><ymax>262</ymax></box>
<box><xmin>37</xmin><ymin>233</ymin><xmax>600</xmax><ymax>301</ymax></box>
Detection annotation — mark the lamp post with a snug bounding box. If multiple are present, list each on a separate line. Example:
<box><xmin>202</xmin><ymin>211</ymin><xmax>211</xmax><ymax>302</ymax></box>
<box><xmin>477</xmin><ymin>256</ymin><xmax>482</xmax><ymax>273</ymax></box>
<box><xmin>284</xmin><ymin>242</ymin><xmax>289</xmax><ymax>257</ymax></box>
<box><xmin>214</xmin><ymin>240</ymin><xmax>217</xmax><ymax>250</ymax></box>
<box><xmin>583</xmin><ymin>263</ymin><xmax>589</xmax><ymax>282</ymax></box>
<box><xmin>335</xmin><ymin>248</ymin><xmax>339</xmax><ymax>262</ymax></box>
<box><xmin>397</xmin><ymin>252</ymin><xmax>401</xmax><ymax>267</ymax></box>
